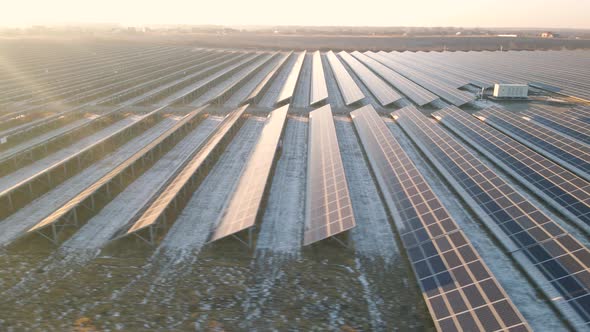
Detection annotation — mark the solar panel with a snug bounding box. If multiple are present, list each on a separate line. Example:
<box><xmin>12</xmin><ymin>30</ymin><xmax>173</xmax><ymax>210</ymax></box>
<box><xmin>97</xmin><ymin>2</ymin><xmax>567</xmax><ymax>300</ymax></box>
<box><xmin>276</xmin><ymin>51</ymin><xmax>306</xmax><ymax>106</ymax></box>
<box><xmin>209</xmin><ymin>105</ymin><xmax>288</xmax><ymax>242</ymax></box>
<box><xmin>119</xmin><ymin>105</ymin><xmax>247</xmax><ymax>240</ymax></box>
<box><xmin>387</xmin><ymin>52</ymin><xmax>470</xmax><ymax>89</ymax></box>
<box><xmin>433</xmin><ymin>106</ymin><xmax>590</xmax><ymax>235</ymax></box>
<box><xmin>474</xmin><ymin>106</ymin><xmax>590</xmax><ymax>182</ymax></box>
<box><xmin>304</xmin><ymin>104</ymin><xmax>355</xmax><ymax>245</ymax></box>
<box><xmin>350</xmin><ymin>51</ymin><xmax>439</xmax><ymax>106</ymax></box>
<box><xmin>351</xmin><ymin>105</ymin><xmax>530</xmax><ymax>332</ymax></box>
<box><xmin>325</xmin><ymin>51</ymin><xmax>364</xmax><ymax>106</ymax></box>
<box><xmin>565</xmin><ymin>106</ymin><xmax>590</xmax><ymax>124</ymax></box>
<box><xmin>309</xmin><ymin>51</ymin><xmax>328</xmax><ymax>106</ymax></box>
<box><xmin>394</xmin><ymin>105</ymin><xmax>590</xmax><ymax>328</ymax></box>
<box><xmin>523</xmin><ymin>106</ymin><xmax>590</xmax><ymax>145</ymax></box>
<box><xmin>337</xmin><ymin>51</ymin><xmax>401</xmax><ymax>107</ymax></box>
<box><xmin>370</xmin><ymin>52</ymin><xmax>475</xmax><ymax>107</ymax></box>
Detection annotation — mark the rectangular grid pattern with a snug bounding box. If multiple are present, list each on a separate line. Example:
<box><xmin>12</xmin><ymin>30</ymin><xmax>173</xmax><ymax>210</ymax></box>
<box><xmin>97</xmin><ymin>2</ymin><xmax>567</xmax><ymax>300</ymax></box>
<box><xmin>566</xmin><ymin>106</ymin><xmax>590</xmax><ymax>123</ymax></box>
<box><xmin>338</xmin><ymin>51</ymin><xmax>401</xmax><ymax>107</ymax></box>
<box><xmin>351</xmin><ymin>105</ymin><xmax>530</xmax><ymax>332</ymax></box>
<box><xmin>209</xmin><ymin>105</ymin><xmax>288</xmax><ymax>242</ymax></box>
<box><xmin>394</xmin><ymin>105</ymin><xmax>590</xmax><ymax>327</ymax></box>
<box><xmin>351</xmin><ymin>51</ymin><xmax>439</xmax><ymax>106</ymax></box>
<box><xmin>475</xmin><ymin>106</ymin><xmax>590</xmax><ymax>182</ymax></box>
<box><xmin>523</xmin><ymin>106</ymin><xmax>590</xmax><ymax>145</ymax></box>
<box><xmin>310</xmin><ymin>51</ymin><xmax>328</xmax><ymax>106</ymax></box>
<box><xmin>304</xmin><ymin>105</ymin><xmax>355</xmax><ymax>245</ymax></box>
<box><xmin>433</xmin><ymin>106</ymin><xmax>590</xmax><ymax>234</ymax></box>
<box><xmin>325</xmin><ymin>51</ymin><xmax>364</xmax><ymax>105</ymax></box>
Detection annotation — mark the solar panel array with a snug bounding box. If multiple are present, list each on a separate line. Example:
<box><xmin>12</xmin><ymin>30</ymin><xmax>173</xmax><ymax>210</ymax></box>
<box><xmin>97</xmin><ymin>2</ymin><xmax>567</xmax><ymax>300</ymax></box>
<box><xmin>371</xmin><ymin>52</ymin><xmax>475</xmax><ymax>106</ymax></box>
<box><xmin>304</xmin><ymin>105</ymin><xmax>355</xmax><ymax>245</ymax></box>
<box><xmin>433</xmin><ymin>106</ymin><xmax>590</xmax><ymax>235</ymax></box>
<box><xmin>209</xmin><ymin>105</ymin><xmax>288</xmax><ymax>242</ymax></box>
<box><xmin>394</xmin><ymin>105</ymin><xmax>590</xmax><ymax>328</ymax></box>
<box><xmin>351</xmin><ymin>105</ymin><xmax>530</xmax><ymax>332</ymax></box>
<box><xmin>474</xmin><ymin>106</ymin><xmax>590</xmax><ymax>182</ymax></box>
<box><xmin>310</xmin><ymin>51</ymin><xmax>328</xmax><ymax>106</ymax></box>
<box><xmin>351</xmin><ymin>51</ymin><xmax>439</xmax><ymax>106</ymax></box>
<box><xmin>337</xmin><ymin>51</ymin><xmax>401</xmax><ymax>107</ymax></box>
<box><xmin>523</xmin><ymin>106</ymin><xmax>590</xmax><ymax>145</ymax></box>
<box><xmin>325</xmin><ymin>51</ymin><xmax>364</xmax><ymax>106</ymax></box>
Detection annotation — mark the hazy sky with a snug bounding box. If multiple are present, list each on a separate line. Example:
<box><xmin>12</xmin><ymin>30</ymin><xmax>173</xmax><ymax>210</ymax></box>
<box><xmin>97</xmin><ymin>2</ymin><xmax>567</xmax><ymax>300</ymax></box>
<box><xmin>2</xmin><ymin>0</ymin><xmax>589</xmax><ymax>28</ymax></box>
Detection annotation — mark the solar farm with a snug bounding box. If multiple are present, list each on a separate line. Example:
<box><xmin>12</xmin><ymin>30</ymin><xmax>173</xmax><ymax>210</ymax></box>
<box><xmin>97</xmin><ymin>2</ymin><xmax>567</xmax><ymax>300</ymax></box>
<box><xmin>0</xmin><ymin>40</ymin><xmax>589</xmax><ymax>331</ymax></box>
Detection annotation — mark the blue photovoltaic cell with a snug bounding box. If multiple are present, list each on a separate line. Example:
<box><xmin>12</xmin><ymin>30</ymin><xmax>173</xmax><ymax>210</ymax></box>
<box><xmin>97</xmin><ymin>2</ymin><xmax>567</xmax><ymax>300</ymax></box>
<box><xmin>474</xmin><ymin>105</ymin><xmax>590</xmax><ymax>182</ymax></box>
<box><xmin>433</xmin><ymin>106</ymin><xmax>590</xmax><ymax>235</ymax></box>
<box><xmin>394</xmin><ymin>105</ymin><xmax>590</xmax><ymax>328</ymax></box>
<box><xmin>523</xmin><ymin>106</ymin><xmax>590</xmax><ymax>145</ymax></box>
<box><xmin>351</xmin><ymin>105</ymin><xmax>530</xmax><ymax>332</ymax></box>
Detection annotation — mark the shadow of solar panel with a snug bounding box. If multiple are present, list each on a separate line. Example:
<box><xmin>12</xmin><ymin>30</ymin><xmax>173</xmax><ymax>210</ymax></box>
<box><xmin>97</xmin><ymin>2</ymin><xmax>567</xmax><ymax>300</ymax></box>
<box><xmin>209</xmin><ymin>105</ymin><xmax>289</xmax><ymax>243</ymax></box>
<box><xmin>394</xmin><ymin>105</ymin><xmax>590</xmax><ymax>328</ymax></box>
<box><xmin>351</xmin><ymin>105</ymin><xmax>529</xmax><ymax>332</ymax></box>
<box><xmin>474</xmin><ymin>105</ymin><xmax>590</xmax><ymax>181</ymax></box>
<box><xmin>433</xmin><ymin>106</ymin><xmax>590</xmax><ymax>235</ymax></box>
<box><xmin>304</xmin><ymin>105</ymin><xmax>355</xmax><ymax>245</ymax></box>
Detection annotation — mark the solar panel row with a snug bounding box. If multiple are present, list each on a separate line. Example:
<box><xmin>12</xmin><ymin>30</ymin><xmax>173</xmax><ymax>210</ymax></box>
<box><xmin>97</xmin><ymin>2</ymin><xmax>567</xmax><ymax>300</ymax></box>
<box><xmin>337</xmin><ymin>51</ymin><xmax>401</xmax><ymax>107</ymax></box>
<box><xmin>310</xmin><ymin>51</ymin><xmax>329</xmax><ymax>106</ymax></box>
<box><xmin>27</xmin><ymin>106</ymin><xmax>208</xmax><ymax>235</ymax></box>
<box><xmin>351</xmin><ymin>51</ymin><xmax>439</xmax><ymax>106</ymax></box>
<box><xmin>120</xmin><ymin>105</ymin><xmax>248</xmax><ymax>239</ymax></box>
<box><xmin>325</xmin><ymin>51</ymin><xmax>364</xmax><ymax>106</ymax></box>
<box><xmin>371</xmin><ymin>52</ymin><xmax>475</xmax><ymax>107</ymax></box>
<box><xmin>388</xmin><ymin>52</ymin><xmax>470</xmax><ymax>89</ymax></box>
<box><xmin>565</xmin><ymin>106</ymin><xmax>590</xmax><ymax>124</ymax></box>
<box><xmin>433</xmin><ymin>106</ymin><xmax>590</xmax><ymax>235</ymax></box>
<box><xmin>209</xmin><ymin>105</ymin><xmax>289</xmax><ymax>242</ymax></box>
<box><xmin>304</xmin><ymin>105</ymin><xmax>356</xmax><ymax>245</ymax></box>
<box><xmin>474</xmin><ymin>106</ymin><xmax>590</xmax><ymax>182</ymax></box>
<box><xmin>351</xmin><ymin>105</ymin><xmax>530</xmax><ymax>332</ymax></box>
<box><xmin>394</xmin><ymin>105</ymin><xmax>590</xmax><ymax>328</ymax></box>
<box><xmin>276</xmin><ymin>51</ymin><xmax>306</xmax><ymax>106</ymax></box>
<box><xmin>523</xmin><ymin>106</ymin><xmax>590</xmax><ymax>145</ymax></box>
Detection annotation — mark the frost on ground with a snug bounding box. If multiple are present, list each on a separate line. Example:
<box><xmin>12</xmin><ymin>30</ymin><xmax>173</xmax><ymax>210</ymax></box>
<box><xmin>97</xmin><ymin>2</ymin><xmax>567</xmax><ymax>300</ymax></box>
<box><xmin>387</xmin><ymin>120</ymin><xmax>568</xmax><ymax>331</ymax></box>
<box><xmin>0</xmin><ymin>118</ymin><xmax>178</xmax><ymax>247</ymax></box>
<box><xmin>241</xmin><ymin>116</ymin><xmax>308</xmax><ymax>323</ymax></box>
<box><xmin>62</xmin><ymin>117</ymin><xmax>222</xmax><ymax>251</ymax></box>
<box><xmin>255</xmin><ymin>117</ymin><xmax>308</xmax><ymax>255</ymax></box>
<box><xmin>334</xmin><ymin>117</ymin><xmax>399</xmax><ymax>263</ymax></box>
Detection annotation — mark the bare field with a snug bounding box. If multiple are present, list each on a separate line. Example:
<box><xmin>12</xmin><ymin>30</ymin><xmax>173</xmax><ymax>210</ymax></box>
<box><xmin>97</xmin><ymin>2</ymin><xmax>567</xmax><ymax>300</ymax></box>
<box><xmin>150</xmin><ymin>33</ymin><xmax>590</xmax><ymax>51</ymax></box>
